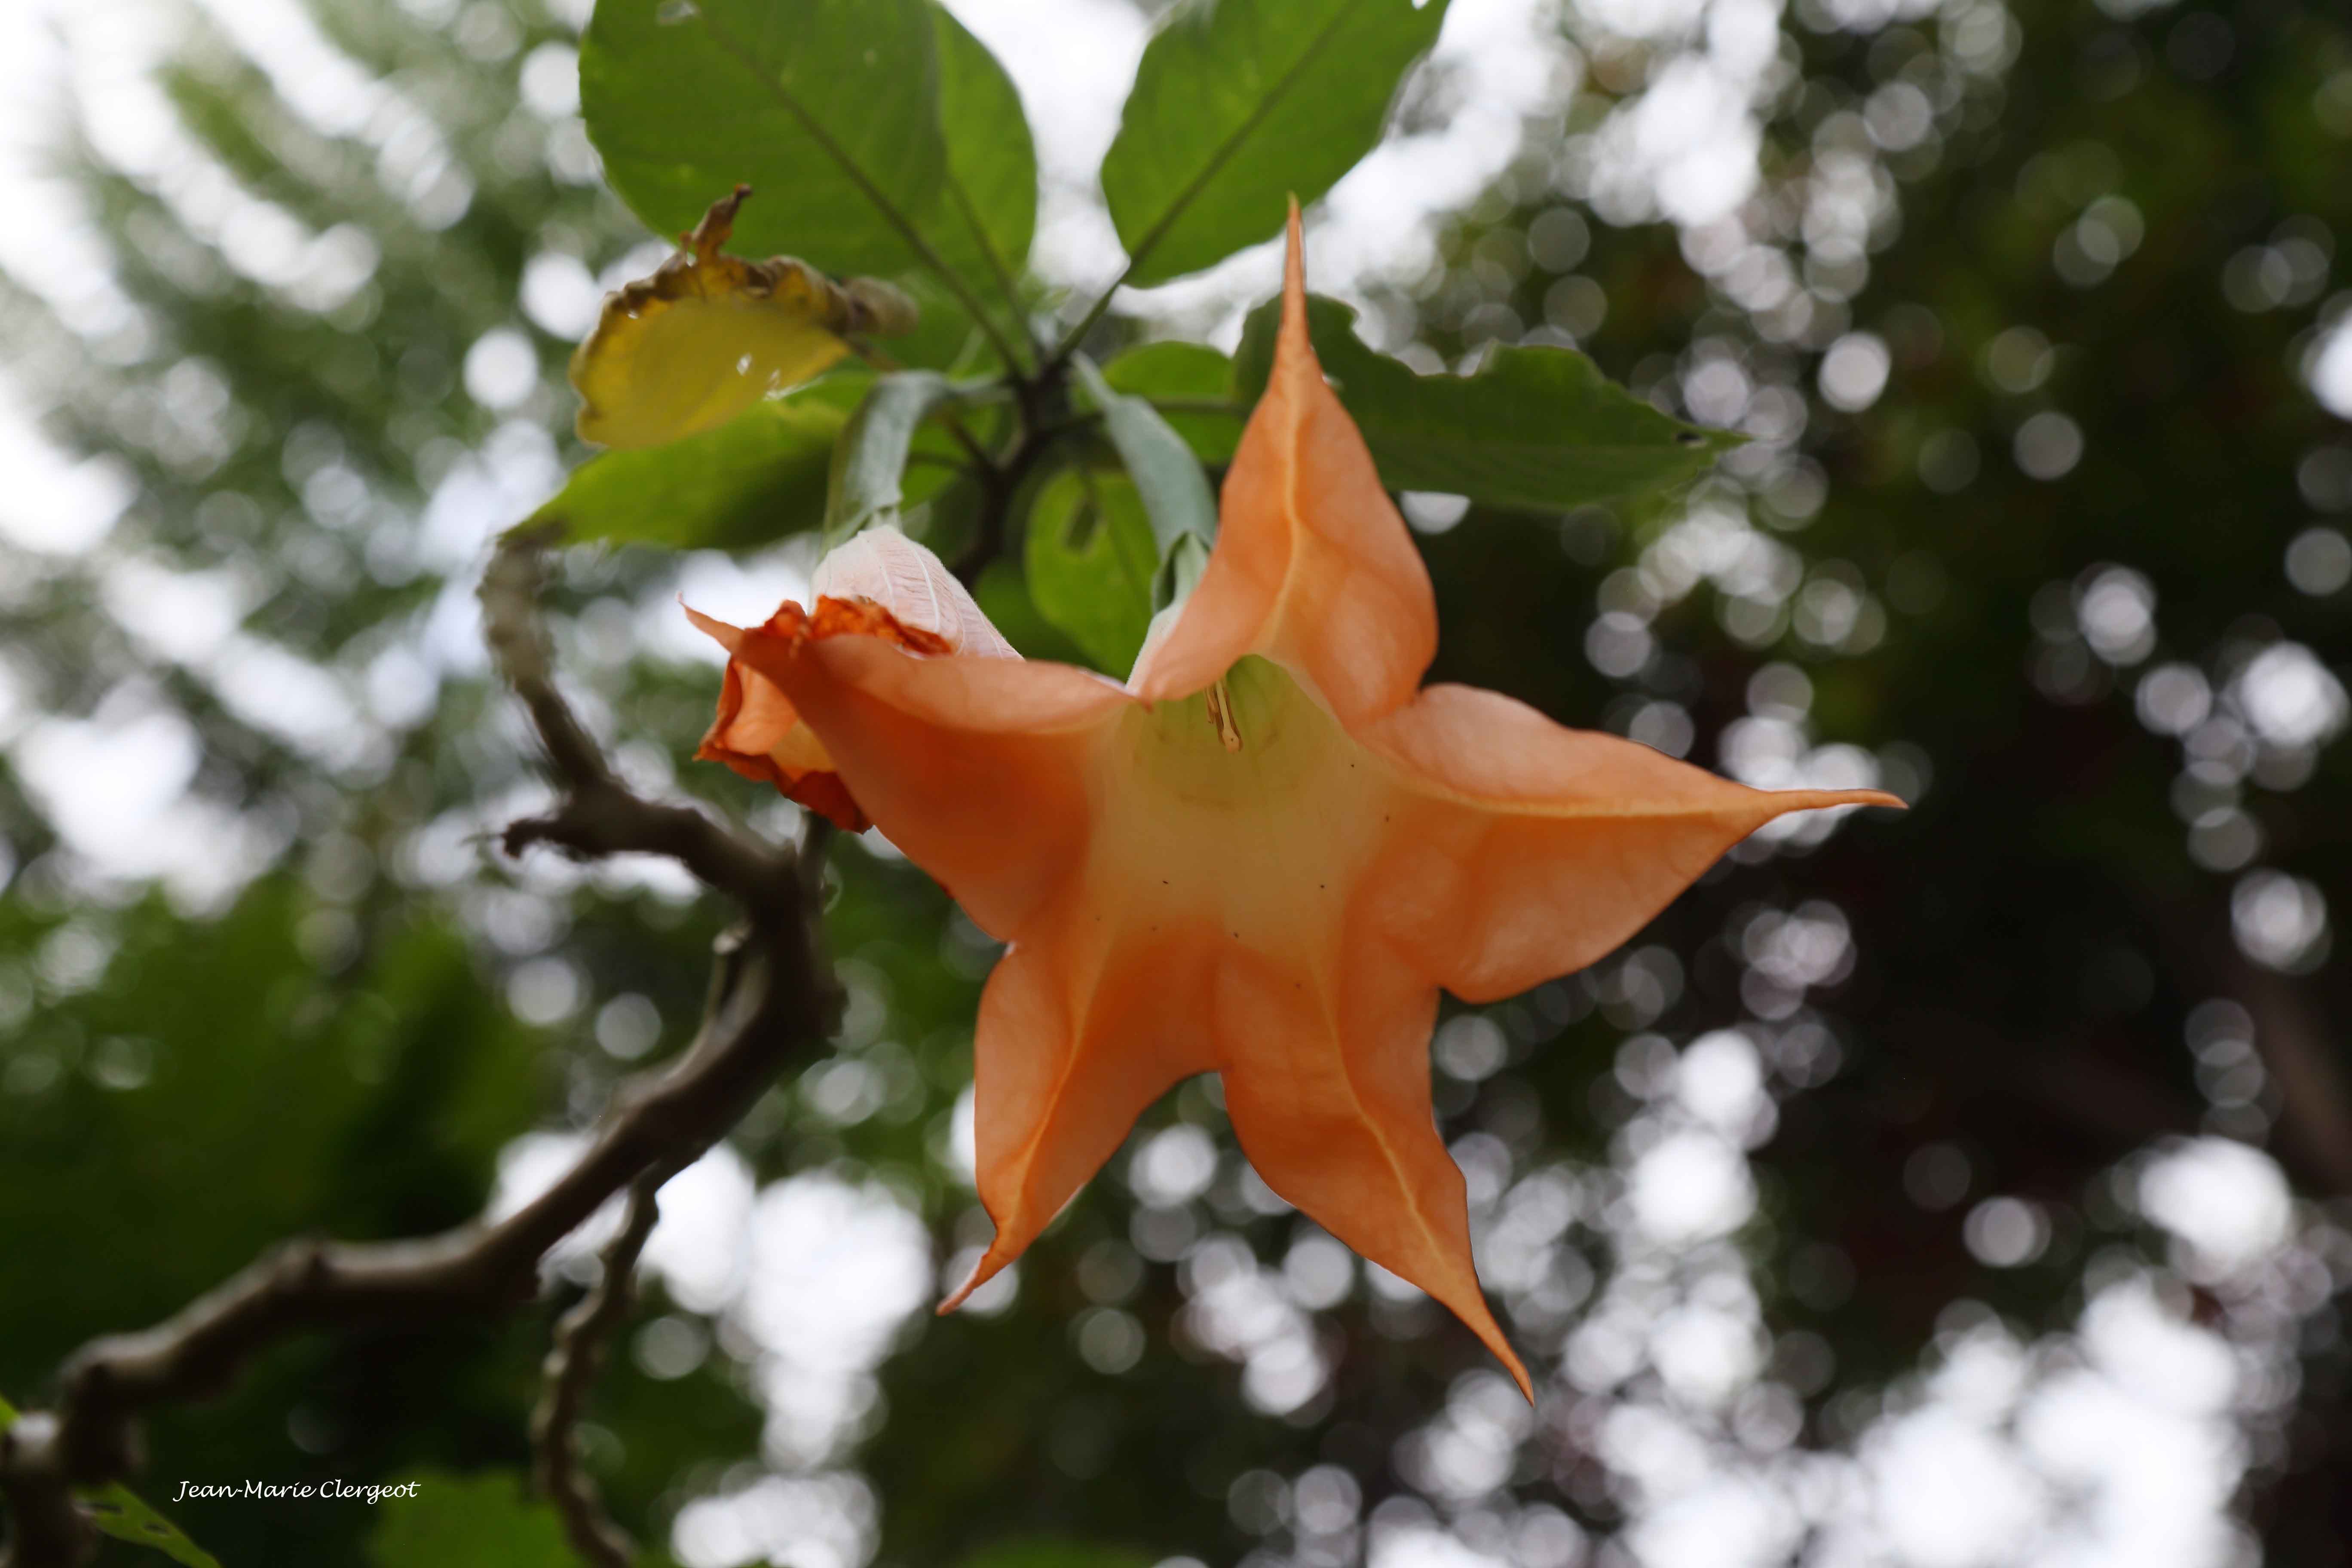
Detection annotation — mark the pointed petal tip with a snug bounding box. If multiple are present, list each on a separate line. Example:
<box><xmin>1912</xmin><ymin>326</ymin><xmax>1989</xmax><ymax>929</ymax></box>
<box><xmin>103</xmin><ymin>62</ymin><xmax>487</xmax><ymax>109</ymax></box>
<box><xmin>1461</xmin><ymin>1300</ymin><xmax>1534</xmax><ymax>1403</ymax></box>
<box><xmin>681</xmin><ymin>599</ymin><xmax>745</xmax><ymax>652</ymax></box>
<box><xmin>936</xmin><ymin>1243</ymin><xmax>1009</xmax><ymax>1315</ymax></box>
<box><xmin>1762</xmin><ymin>785</ymin><xmax>1908</xmax><ymax>817</ymax></box>
<box><xmin>1280</xmin><ymin>199</ymin><xmax>1308</xmax><ymax>353</ymax></box>
<box><xmin>1824</xmin><ymin>787</ymin><xmax>1908</xmax><ymax>811</ymax></box>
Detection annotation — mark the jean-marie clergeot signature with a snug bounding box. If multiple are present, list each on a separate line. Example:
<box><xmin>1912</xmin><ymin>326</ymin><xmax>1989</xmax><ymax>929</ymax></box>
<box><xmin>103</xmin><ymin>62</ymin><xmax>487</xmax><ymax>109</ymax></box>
<box><xmin>170</xmin><ymin>1480</ymin><xmax>422</xmax><ymax>1504</ymax></box>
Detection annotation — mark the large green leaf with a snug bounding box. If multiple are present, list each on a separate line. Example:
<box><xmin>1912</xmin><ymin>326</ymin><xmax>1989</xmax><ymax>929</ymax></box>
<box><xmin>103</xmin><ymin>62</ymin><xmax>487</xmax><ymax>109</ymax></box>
<box><xmin>1099</xmin><ymin>0</ymin><xmax>1449</xmax><ymax>286</ymax></box>
<box><xmin>1102</xmin><ymin>341</ymin><xmax>1244</xmax><ymax>463</ymax></box>
<box><xmin>1070</xmin><ymin>356</ymin><xmax>1216</xmax><ymax>562</ymax></box>
<box><xmin>365</xmin><ymin>1470</ymin><xmax>572</xmax><ymax>1568</ymax></box>
<box><xmin>580</xmin><ymin>0</ymin><xmax>950</xmax><ymax>280</ymax></box>
<box><xmin>932</xmin><ymin>6</ymin><xmax>1037</xmax><ymax>301</ymax></box>
<box><xmin>887</xmin><ymin>272</ymin><xmax>1021</xmax><ymax>378</ymax></box>
<box><xmin>825</xmin><ymin>371</ymin><xmax>972</xmax><ymax>545</ymax></box>
<box><xmin>0</xmin><ymin>1393</ymin><xmax>223</xmax><ymax>1568</ymax></box>
<box><xmin>527</xmin><ymin>387</ymin><xmax>851</xmax><ymax>551</ymax></box>
<box><xmin>1233</xmin><ymin>293</ymin><xmax>1734</xmax><ymax>509</ymax></box>
<box><xmin>972</xmin><ymin>557</ymin><xmax>1091</xmax><ymax>665</ymax></box>
<box><xmin>1024</xmin><ymin>467</ymin><xmax>1161</xmax><ymax>676</ymax></box>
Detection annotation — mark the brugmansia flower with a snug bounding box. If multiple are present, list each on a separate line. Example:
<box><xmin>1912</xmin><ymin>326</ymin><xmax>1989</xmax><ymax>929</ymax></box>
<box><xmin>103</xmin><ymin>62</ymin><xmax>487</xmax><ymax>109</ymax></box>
<box><xmin>692</xmin><ymin>212</ymin><xmax>1899</xmax><ymax>1393</ymax></box>
<box><xmin>571</xmin><ymin>185</ymin><xmax>917</xmax><ymax>450</ymax></box>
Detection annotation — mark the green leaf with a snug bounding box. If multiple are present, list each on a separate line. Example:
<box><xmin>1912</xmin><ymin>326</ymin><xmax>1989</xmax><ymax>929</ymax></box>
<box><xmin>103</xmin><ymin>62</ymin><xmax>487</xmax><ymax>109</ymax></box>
<box><xmin>973</xmin><ymin>557</ymin><xmax>1093</xmax><ymax>665</ymax></box>
<box><xmin>1233</xmin><ymin>293</ymin><xmax>1734</xmax><ymax>509</ymax></box>
<box><xmin>366</xmin><ymin>1470</ymin><xmax>573</xmax><ymax>1568</ymax></box>
<box><xmin>82</xmin><ymin>1484</ymin><xmax>225</xmax><ymax>1568</ymax></box>
<box><xmin>1070</xmin><ymin>355</ymin><xmax>1217</xmax><ymax>565</ymax></box>
<box><xmin>580</xmin><ymin>0</ymin><xmax>949</xmax><ymax>281</ymax></box>
<box><xmin>932</xmin><ymin>6</ymin><xmax>1037</xmax><ymax>302</ymax></box>
<box><xmin>3</xmin><ymin>1391</ymin><xmax>224</xmax><ymax>1568</ymax></box>
<box><xmin>528</xmin><ymin>385</ymin><xmax>853</xmax><ymax>551</ymax></box>
<box><xmin>1024</xmin><ymin>467</ymin><xmax>1161</xmax><ymax>676</ymax></box>
<box><xmin>1099</xmin><ymin>0</ymin><xmax>1449</xmax><ymax>286</ymax></box>
<box><xmin>1103</xmin><ymin>341</ymin><xmax>1245</xmax><ymax>463</ymax></box>
<box><xmin>826</xmin><ymin>371</ymin><xmax>970</xmax><ymax>545</ymax></box>
<box><xmin>871</xmin><ymin>279</ymin><xmax>995</xmax><ymax>384</ymax></box>
<box><xmin>1150</xmin><ymin>530</ymin><xmax>1211</xmax><ymax>626</ymax></box>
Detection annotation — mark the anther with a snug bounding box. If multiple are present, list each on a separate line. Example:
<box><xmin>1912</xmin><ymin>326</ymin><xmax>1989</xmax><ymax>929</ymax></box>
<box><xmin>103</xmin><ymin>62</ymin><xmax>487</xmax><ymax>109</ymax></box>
<box><xmin>1205</xmin><ymin>678</ymin><xmax>1243</xmax><ymax>751</ymax></box>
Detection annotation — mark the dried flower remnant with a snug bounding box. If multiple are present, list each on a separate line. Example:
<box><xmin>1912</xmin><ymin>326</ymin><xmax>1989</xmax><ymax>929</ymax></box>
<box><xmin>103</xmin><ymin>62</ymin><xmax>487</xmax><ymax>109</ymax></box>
<box><xmin>692</xmin><ymin>208</ymin><xmax>1901</xmax><ymax>1394</ymax></box>
<box><xmin>692</xmin><ymin>525</ymin><xmax>1014</xmax><ymax>832</ymax></box>
<box><xmin>570</xmin><ymin>185</ymin><xmax>917</xmax><ymax>449</ymax></box>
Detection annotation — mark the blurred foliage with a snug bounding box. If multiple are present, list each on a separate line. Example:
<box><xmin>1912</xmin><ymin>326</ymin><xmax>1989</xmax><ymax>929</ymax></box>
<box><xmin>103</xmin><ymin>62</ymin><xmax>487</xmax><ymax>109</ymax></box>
<box><xmin>364</xmin><ymin>1469</ymin><xmax>573</xmax><ymax>1567</ymax></box>
<box><xmin>0</xmin><ymin>0</ymin><xmax>2347</xmax><ymax>1565</ymax></box>
<box><xmin>1228</xmin><ymin>294</ymin><xmax>1732</xmax><ymax>508</ymax></box>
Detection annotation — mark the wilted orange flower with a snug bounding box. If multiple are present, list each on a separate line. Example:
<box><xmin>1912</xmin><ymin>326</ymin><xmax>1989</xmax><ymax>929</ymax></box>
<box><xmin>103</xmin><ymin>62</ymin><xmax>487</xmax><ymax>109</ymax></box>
<box><xmin>692</xmin><ymin>211</ymin><xmax>1899</xmax><ymax>1393</ymax></box>
<box><xmin>695</xmin><ymin>524</ymin><xmax>1015</xmax><ymax>832</ymax></box>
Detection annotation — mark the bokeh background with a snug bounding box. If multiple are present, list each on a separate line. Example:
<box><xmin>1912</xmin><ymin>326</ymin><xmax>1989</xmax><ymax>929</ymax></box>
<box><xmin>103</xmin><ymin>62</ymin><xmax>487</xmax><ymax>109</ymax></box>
<box><xmin>2</xmin><ymin>0</ymin><xmax>2350</xmax><ymax>1565</ymax></box>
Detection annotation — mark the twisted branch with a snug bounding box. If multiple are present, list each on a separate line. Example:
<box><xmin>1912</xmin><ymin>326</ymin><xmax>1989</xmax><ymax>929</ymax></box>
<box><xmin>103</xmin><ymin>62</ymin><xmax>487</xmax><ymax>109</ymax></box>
<box><xmin>532</xmin><ymin>1170</ymin><xmax>667</xmax><ymax>1568</ymax></box>
<box><xmin>0</xmin><ymin>531</ymin><xmax>839</xmax><ymax>1566</ymax></box>
<box><xmin>484</xmin><ymin>524</ymin><xmax>804</xmax><ymax>916</ymax></box>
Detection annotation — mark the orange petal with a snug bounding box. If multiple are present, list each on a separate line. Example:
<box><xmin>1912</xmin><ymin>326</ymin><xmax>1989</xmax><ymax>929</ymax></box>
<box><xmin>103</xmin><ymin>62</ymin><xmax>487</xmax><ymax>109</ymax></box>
<box><xmin>724</xmin><ymin>627</ymin><xmax>1134</xmax><ymax>939</ymax></box>
<box><xmin>1216</xmin><ymin>934</ymin><xmax>1531</xmax><ymax>1399</ymax></box>
<box><xmin>689</xmin><ymin>596</ymin><xmax>959</xmax><ymax>832</ymax></box>
<box><xmin>1130</xmin><ymin>203</ymin><xmax>1436</xmax><ymax>724</ymax></box>
<box><xmin>942</xmin><ymin>898</ymin><xmax>1218</xmax><ymax>1311</ymax></box>
<box><xmin>1360</xmin><ymin>683</ymin><xmax>1904</xmax><ymax>1001</ymax></box>
<box><xmin>689</xmin><ymin>529</ymin><xmax>1018</xmax><ymax>831</ymax></box>
<box><xmin>692</xmin><ymin>602</ymin><xmax>856</xmax><ymax>829</ymax></box>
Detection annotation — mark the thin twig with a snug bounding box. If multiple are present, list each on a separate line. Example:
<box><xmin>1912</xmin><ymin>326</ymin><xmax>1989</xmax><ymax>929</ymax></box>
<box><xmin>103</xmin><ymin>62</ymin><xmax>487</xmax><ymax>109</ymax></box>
<box><xmin>0</xmin><ymin>532</ymin><xmax>841</xmax><ymax>1568</ymax></box>
<box><xmin>939</xmin><ymin>172</ymin><xmax>1042</xmax><ymax>369</ymax></box>
<box><xmin>483</xmin><ymin>528</ymin><xmax>799</xmax><ymax>916</ymax></box>
<box><xmin>936</xmin><ymin>409</ymin><xmax>994</xmax><ymax>472</ymax></box>
<box><xmin>1042</xmin><ymin>274</ymin><xmax>1126</xmax><ymax>385</ymax></box>
<box><xmin>2230</xmin><ymin>959</ymin><xmax>2352</xmax><ymax>1196</ymax></box>
<box><xmin>533</xmin><ymin>1170</ymin><xmax>667</xmax><ymax>1568</ymax></box>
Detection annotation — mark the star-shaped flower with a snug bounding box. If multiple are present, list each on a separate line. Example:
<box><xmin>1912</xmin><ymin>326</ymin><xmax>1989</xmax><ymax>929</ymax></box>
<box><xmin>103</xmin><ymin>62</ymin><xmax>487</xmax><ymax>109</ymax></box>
<box><xmin>692</xmin><ymin>212</ymin><xmax>1899</xmax><ymax>1392</ymax></box>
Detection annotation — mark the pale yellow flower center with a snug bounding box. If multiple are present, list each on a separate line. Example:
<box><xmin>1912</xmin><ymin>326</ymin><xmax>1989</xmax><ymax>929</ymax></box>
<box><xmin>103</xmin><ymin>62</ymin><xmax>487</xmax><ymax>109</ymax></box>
<box><xmin>1092</xmin><ymin>657</ymin><xmax>1396</xmax><ymax>963</ymax></box>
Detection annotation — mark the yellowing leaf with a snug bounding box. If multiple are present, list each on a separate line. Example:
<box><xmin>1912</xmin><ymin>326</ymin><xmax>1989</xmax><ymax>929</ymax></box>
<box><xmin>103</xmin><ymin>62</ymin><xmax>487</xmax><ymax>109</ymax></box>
<box><xmin>569</xmin><ymin>186</ymin><xmax>918</xmax><ymax>450</ymax></box>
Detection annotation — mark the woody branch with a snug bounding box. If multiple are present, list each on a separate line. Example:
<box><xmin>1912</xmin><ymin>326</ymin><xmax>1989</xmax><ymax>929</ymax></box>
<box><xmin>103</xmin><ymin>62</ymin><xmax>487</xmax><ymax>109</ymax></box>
<box><xmin>0</xmin><ymin>532</ymin><xmax>840</xmax><ymax>1568</ymax></box>
<box><xmin>533</xmin><ymin>1168</ymin><xmax>669</xmax><ymax>1568</ymax></box>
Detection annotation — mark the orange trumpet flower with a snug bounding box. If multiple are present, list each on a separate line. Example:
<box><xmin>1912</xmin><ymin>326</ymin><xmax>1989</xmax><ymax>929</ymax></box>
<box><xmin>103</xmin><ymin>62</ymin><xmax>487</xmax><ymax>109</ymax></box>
<box><xmin>692</xmin><ymin>209</ymin><xmax>1899</xmax><ymax>1395</ymax></box>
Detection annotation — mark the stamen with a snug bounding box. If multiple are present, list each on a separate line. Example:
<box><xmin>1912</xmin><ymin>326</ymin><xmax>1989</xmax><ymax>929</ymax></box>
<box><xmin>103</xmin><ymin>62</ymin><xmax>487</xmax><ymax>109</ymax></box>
<box><xmin>1205</xmin><ymin>677</ymin><xmax>1243</xmax><ymax>752</ymax></box>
